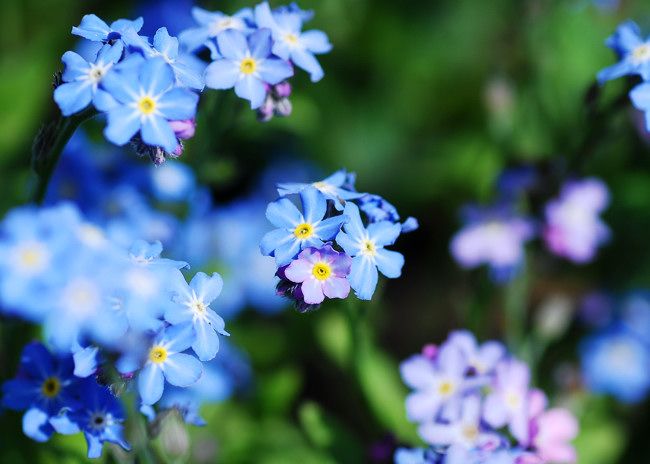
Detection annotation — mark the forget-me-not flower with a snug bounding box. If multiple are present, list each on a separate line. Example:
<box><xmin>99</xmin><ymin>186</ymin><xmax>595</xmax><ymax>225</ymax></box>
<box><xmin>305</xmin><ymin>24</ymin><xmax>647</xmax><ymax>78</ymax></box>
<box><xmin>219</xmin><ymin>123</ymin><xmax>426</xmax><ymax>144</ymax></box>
<box><xmin>261</xmin><ymin>187</ymin><xmax>347</xmax><ymax>266</ymax></box>
<box><xmin>179</xmin><ymin>6</ymin><xmax>254</xmax><ymax>56</ymax></box>
<box><xmin>54</xmin><ymin>42</ymin><xmax>124</xmax><ymax>116</ymax></box>
<box><xmin>254</xmin><ymin>1</ymin><xmax>332</xmax><ymax>82</ymax></box>
<box><xmin>50</xmin><ymin>379</ymin><xmax>130</xmax><ymax>458</ymax></box>
<box><xmin>100</xmin><ymin>56</ymin><xmax>199</xmax><ymax>152</ymax></box>
<box><xmin>72</xmin><ymin>14</ymin><xmax>144</xmax><ymax>44</ymax></box>
<box><xmin>1</xmin><ymin>343</ymin><xmax>80</xmax><ymax>442</ymax></box>
<box><xmin>204</xmin><ymin>28</ymin><xmax>294</xmax><ymax>109</ymax></box>
<box><xmin>336</xmin><ymin>202</ymin><xmax>404</xmax><ymax>300</ymax></box>
<box><xmin>277</xmin><ymin>169</ymin><xmax>362</xmax><ymax>210</ymax></box>
<box><xmin>598</xmin><ymin>20</ymin><xmax>650</xmax><ymax>83</ymax></box>
<box><xmin>165</xmin><ymin>270</ymin><xmax>229</xmax><ymax>362</ymax></box>
<box><xmin>138</xmin><ymin>324</ymin><xmax>203</xmax><ymax>405</ymax></box>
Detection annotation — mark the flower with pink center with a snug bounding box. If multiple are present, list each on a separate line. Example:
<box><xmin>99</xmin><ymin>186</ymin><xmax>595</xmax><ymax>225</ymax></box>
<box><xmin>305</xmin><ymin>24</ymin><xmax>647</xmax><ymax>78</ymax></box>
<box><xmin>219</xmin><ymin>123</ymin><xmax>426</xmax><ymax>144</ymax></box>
<box><xmin>284</xmin><ymin>245</ymin><xmax>351</xmax><ymax>305</ymax></box>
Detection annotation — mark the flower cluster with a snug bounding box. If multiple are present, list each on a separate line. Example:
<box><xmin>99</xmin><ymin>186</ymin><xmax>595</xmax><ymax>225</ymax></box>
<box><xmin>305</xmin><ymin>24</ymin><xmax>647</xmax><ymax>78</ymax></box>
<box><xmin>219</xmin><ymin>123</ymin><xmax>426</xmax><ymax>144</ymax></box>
<box><xmin>579</xmin><ymin>292</ymin><xmax>650</xmax><ymax>403</ymax></box>
<box><xmin>396</xmin><ymin>331</ymin><xmax>578</xmax><ymax>464</ymax></box>
<box><xmin>45</xmin><ymin>131</ymin><xmax>287</xmax><ymax>319</ymax></box>
<box><xmin>52</xmin><ymin>2</ymin><xmax>330</xmax><ymax>162</ymax></box>
<box><xmin>0</xmin><ymin>203</ymin><xmax>232</xmax><ymax>457</ymax></box>
<box><xmin>598</xmin><ymin>21</ymin><xmax>650</xmax><ymax>129</ymax></box>
<box><xmin>261</xmin><ymin>170</ymin><xmax>418</xmax><ymax>311</ymax></box>
<box><xmin>182</xmin><ymin>1</ymin><xmax>331</xmax><ymax>117</ymax></box>
<box><xmin>450</xmin><ymin>172</ymin><xmax>610</xmax><ymax>282</ymax></box>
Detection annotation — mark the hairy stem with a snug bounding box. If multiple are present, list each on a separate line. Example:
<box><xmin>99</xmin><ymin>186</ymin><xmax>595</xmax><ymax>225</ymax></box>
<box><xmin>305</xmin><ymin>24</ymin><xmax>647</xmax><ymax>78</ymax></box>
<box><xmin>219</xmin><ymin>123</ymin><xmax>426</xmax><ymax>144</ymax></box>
<box><xmin>31</xmin><ymin>107</ymin><xmax>96</xmax><ymax>204</ymax></box>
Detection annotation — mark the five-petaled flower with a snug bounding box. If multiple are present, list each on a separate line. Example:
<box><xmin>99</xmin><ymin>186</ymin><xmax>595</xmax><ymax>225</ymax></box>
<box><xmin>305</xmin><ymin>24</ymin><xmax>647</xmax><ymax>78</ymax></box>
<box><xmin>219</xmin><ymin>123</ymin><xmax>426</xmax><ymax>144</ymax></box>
<box><xmin>261</xmin><ymin>187</ymin><xmax>347</xmax><ymax>266</ymax></box>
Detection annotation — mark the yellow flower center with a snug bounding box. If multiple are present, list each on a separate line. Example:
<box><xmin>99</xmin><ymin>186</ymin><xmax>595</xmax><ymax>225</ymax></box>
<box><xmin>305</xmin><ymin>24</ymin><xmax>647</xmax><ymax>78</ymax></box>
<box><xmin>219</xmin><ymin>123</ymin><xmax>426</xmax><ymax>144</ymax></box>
<box><xmin>41</xmin><ymin>377</ymin><xmax>61</xmax><ymax>398</ymax></box>
<box><xmin>312</xmin><ymin>262</ymin><xmax>332</xmax><ymax>281</ymax></box>
<box><xmin>461</xmin><ymin>424</ymin><xmax>479</xmax><ymax>442</ymax></box>
<box><xmin>240</xmin><ymin>58</ymin><xmax>257</xmax><ymax>75</ymax></box>
<box><xmin>438</xmin><ymin>380</ymin><xmax>455</xmax><ymax>396</ymax></box>
<box><xmin>285</xmin><ymin>33</ymin><xmax>299</xmax><ymax>45</ymax></box>
<box><xmin>505</xmin><ymin>392</ymin><xmax>521</xmax><ymax>409</ymax></box>
<box><xmin>138</xmin><ymin>96</ymin><xmax>157</xmax><ymax>115</ymax></box>
<box><xmin>294</xmin><ymin>223</ymin><xmax>314</xmax><ymax>239</ymax></box>
<box><xmin>149</xmin><ymin>346</ymin><xmax>168</xmax><ymax>364</ymax></box>
<box><xmin>362</xmin><ymin>240</ymin><xmax>376</xmax><ymax>256</ymax></box>
<box><xmin>632</xmin><ymin>44</ymin><xmax>650</xmax><ymax>63</ymax></box>
<box><xmin>20</xmin><ymin>249</ymin><xmax>43</xmax><ymax>268</ymax></box>
<box><xmin>192</xmin><ymin>301</ymin><xmax>207</xmax><ymax>314</ymax></box>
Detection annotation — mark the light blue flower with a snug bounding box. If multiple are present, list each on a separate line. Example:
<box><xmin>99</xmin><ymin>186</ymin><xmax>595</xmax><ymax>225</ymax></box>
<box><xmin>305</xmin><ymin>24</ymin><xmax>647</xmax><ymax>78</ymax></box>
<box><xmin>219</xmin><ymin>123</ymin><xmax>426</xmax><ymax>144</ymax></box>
<box><xmin>255</xmin><ymin>1</ymin><xmax>332</xmax><ymax>82</ymax></box>
<box><xmin>179</xmin><ymin>6</ymin><xmax>254</xmax><ymax>56</ymax></box>
<box><xmin>277</xmin><ymin>169</ymin><xmax>362</xmax><ymax>210</ymax></box>
<box><xmin>123</xmin><ymin>27</ymin><xmax>206</xmax><ymax>90</ymax></box>
<box><xmin>580</xmin><ymin>327</ymin><xmax>650</xmax><ymax>403</ymax></box>
<box><xmin>261</xmin><ymin>187</ymin><xmax>347</xmax><ymax>266</ymax></box>
<box><xmin>54</xmin><ymin>42</ymin><xmax>124</xmax><ymax>116</ymax></box>
<box><xmin>336</xmin><ymin>202</ymin><xmax>404</xmax><ymax>300</ymax></box>
<box><xmin>630</xmin><ymin>82</ymin><xmax>650</xmax><ymax>131</ymax></box>
<box><xmin>100</xmin><ymin>56</ymin><xmax>199</xmax><ymax>152</ymax></box>
<box><xmin>165</xmin><ymin>270</ymin><xmax>229</xmax><ymax>362</ymax></box>
<box><xmin>149</xmin><ymin>160</ymin><xmax>197</xmax><ymax>202</ymax></box>
<box><xmin>72</xmin><ymin>14</ymin><xmax>144</xmax><ymax>43</ymax></box>
<box><xmin>204</xmin><ymin>28</ymin><xmax>294</xmax><ymax>109</ymax></box>
<box><xmin>138</xmin><ymin>324</ymin><xmax>203</xmax><ymax>405</ymax></box>
<box><xmin>598</xmin><ymin>20</ymin><xmax>650</xmax><ymax>83</ymax></box>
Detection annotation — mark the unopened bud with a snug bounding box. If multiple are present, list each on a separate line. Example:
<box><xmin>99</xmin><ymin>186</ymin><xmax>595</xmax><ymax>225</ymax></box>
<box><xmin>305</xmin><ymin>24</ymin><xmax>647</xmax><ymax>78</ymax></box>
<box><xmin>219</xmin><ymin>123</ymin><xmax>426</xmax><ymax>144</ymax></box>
<box><xmin>169</xmin><ymin>119</ymin><xmax>196</xmax><ymax>140</ymax></box>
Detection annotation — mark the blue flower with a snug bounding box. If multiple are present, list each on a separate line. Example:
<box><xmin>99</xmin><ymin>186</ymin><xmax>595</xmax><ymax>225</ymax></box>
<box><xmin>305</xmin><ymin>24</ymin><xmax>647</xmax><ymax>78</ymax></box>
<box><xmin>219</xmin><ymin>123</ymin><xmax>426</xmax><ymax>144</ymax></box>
<box><xmin>50</xmin><ymin>380</ymin><xmax>130</xmax><ymax>458</ymax></box>
<box><xmin>123</xmin><ymin>27</ymin><xmax>206</xmax><ymax>91</ymax></box>
<box><xmin>178</xmin><ymin>6</ymin><xmax>254</xmax><ymax>56</ymax></box>
<box><xmin>261</xmin><ymin>187</ymin><xmax>347</xmax><ymax>266</ymax></box>
<box><xmin>358</xmin><ymin>194</ymin><xmax>419</xmax><ymax>233</ymax></box>
<box><xmin>138</xmin><ymin>324</ymin><xmax>203</xmax><ymax>405</ymax></box>
<box><xmin>1</xmin><ymin>343</ymin><xmax>80</xmax><ymax>442</ymax></box>
<box><xmin>394</xmin><ymin>447</ymin><xmax>436</xmax><ymax>464</ymax></box>
<box><xmin>149</xmin><ymin>160</ymin><xmax>197</xmax><ymax>202</ymax></box>
<box><xmin>598</xmin><ymin>20</ymin><xmax>650</xmax><ymax>83</ymax></box>
<box><xmin>277</xmin><ymin>169</ymin><xmax>362</xmax><ymax>210</ymax></box>
<box><xmin>72</xmin><ymin>14</ymin><xmax>144</xmax><ymax>43</ymax></box>
<box><xmin>204</xmin><ymin>29</ymin><xmax>294</xmax><ymax>109</ymax></box>
<box><xmin>630</xmin><ymin>82</ymin><xmax>650</xmax><ymax>131</ymax></box>
<box><xmin>54</xmin><ymin>42</ymin><xmax>124</xmax><ymax>116</ymax></box>
<box><xmin>336</xmin><ymin>202</ymin><xmax>404</xmax><ymax>300</ymax></box>
<box><xmin>100</xmin><ymin>56</ymin><xmax>199</xmax><ymax>152</ymax></box>
<box><xmin>580</xmin><ymin>327</ymin><xmax>650</xmax><ymax>403</ymax></box>
<box><xmin>165</xmin><ymin>270</ymin><xmax>229</xmax><ymax>361</ymax></box>
<box><xmin>254</xmin><ymin>1</ymin><xmax>332</xmax><ymax>82</ymax></box>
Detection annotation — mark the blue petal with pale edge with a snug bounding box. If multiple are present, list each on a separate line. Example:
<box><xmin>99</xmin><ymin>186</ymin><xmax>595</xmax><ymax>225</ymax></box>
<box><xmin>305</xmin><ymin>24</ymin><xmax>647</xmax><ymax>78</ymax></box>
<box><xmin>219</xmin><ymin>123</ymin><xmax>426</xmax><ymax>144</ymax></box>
<box><xmin>105</xmin><ymin>107</ymin><xmax>141</xmax><ymax>146</ymax></box>
<box><xmin>54</xmin><ymin>81</ymin><xmax>93</xmax><ymax>116</ymax></box>
<box><xmin>374</xmin><ymin>248</ymin><xmax>404</xmax><ymax>278</ymax></box>
<box><xmin>192</xmin><ymin>318</ymin><xmax>220</xmax><ymax>361</ymax></box>
<box><xmin>205</xmin><ymin>59</ymin><xmax>240</xmax><ymax>90</ymax></box>
<box><xmin>138</xmin><ymin>364</ymin><xmax>164</xmax><ymax>405</ymax></box>
<box><xmin>367</xmin><ymin>221</ymin><xmax>401</xmax><ymax>247</ymax></box>
<box><xmin>141</xmin><ymin>115</ymin><xmax>178</xmax><ymax>152</ymax></box>
<box><xmin>23</xmin><ymin>408</ymin><xmax>53</xmax><ymax>442</ymax></box>
<box><xmin>301</xmin><ymin>187</ymin><xmax>326</xmax><ymax>224</ymax></box>
<box><xmin>348</xmin><ymin>255</ymin><xmax>378</xmax><ymax>300</ymax></box>
<box><xmin>163</xmin><ymin>352</ymin><xmax>202</xmax><ymax>386</ymax></box>
<box><xmin>190</xmin><ymin>272</ymin><xmax>223</xmax><ymax>304</ymax></box>
<box><xmin>258</xmin><ymin>58</ymin><xmax>294</xmax><ymax>85</ymax></box>
<box><xmin>216</xmin><ymin>29</ymin><xmax>248</xmax><ymax>61</ymax></box>
<box><xmin>157</xmin><ymin>88</ymin><xmax>198</xmax><ymax>120</ymax></box>
<box><xmin>260</xmin><ymin>228</ymin><xmax>293</xmax><ymax>256</ymax></box>
<box><xmin>140</xmin><ymin>57</ymin><xmax>175</xmax><ymax>96</ymax></box>
<box><xmin>290</xmin><ymin>48</ymin><xmax>324</xmax><ymax>82</ymax></box>
<box><xmin>234</xmin><ymin>75</ymin><xmax>267</xmax><ymax>109</ymax></box>
<box><xmin>266</xmin><ymin>197</ymin><xmax>302</xmax><ymax>228</ymax></box>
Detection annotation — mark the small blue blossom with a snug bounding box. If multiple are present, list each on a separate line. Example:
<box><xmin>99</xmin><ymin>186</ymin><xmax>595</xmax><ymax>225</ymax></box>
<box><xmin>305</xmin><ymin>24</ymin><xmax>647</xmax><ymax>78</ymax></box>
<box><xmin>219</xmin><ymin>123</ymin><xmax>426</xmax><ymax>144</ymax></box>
<box><xmin>138</xmin><ymin>324</ymin><xmax>203</xmax><ymax>405</ymax></box>
<box><xmin>100</xmin><ymin>56</ymin><xmax>199</xmax><ymax>152</ymax></box>
<box><xmin>149</xmin><ymin>160</ymin><xmax>197</xmax><ymax>202</ymax></box>
<box><xmin>580</xmin><ymin>327</ymin><xmax>650</xmax><ymax>403</ymax></box>
<box><xmin>254</xmin><ymin>1</ymin><xmax>332</xmax><ymax>82</ymax></box>
<box><xmin>165</xmin><ymin>270</ymin><xmax>229</xmax><ymax>361</ymax></box>
<box><xmin>358</xmin><ymin>194</ymin><xmax>419</xmax><ymax>233</ymax></box>
<box><xmin>598</xmin><ymin>20</ymin><xmax>650</xmax><ymax>83</ymax></box>
<box><xmin>1</xmin><ymin>343</ymin><xmax>80</xmax><ymax>442</ymax></box>
<box><xmin>204</xmin><ymin>29</ymin><xmax>294</xmax><ymax>109</ymax></box>
<box><xmin>72</xmin><ymin>14</ymin><xmax>144</xmax><ymax>44</ymax></box>
<box><xmin>54</xmin><ymin>42</ymin><xmax>124</xmax><ymax>116</ymax></box>
<box><xmin>122</xmin><ymin>27</ymin><xmax>206</xmax><ymax>91</ymax></box>
<box><xmin>179</xmin><ymin>6</ymin><xmax>254</xmax><ymax>56</ymax></box>
<box><xmin>277</xmin><ymin>169</ymin><xmax>362</xmax><ymax>210</ymax></box>
<box><xmin>260</xmin><ymin>187</ymin><xmax>347</xmax><ymax>266</ymax></box>
<box><xmin>50</xmin><ymin>380</ymin><xmax>130</xmax><ymax>458</ymax></box>
<box><xmin>336</xmin><ymin>202</ymin><xmax>404</xmax><ymax>300</ymax></box>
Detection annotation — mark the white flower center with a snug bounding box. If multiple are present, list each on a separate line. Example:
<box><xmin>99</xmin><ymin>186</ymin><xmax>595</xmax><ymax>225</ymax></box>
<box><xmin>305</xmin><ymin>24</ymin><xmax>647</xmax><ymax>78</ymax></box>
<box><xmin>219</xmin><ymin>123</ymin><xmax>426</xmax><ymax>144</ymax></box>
<box><xmin>13</xmin><ymin>241</ymin><xmax>50</xmax><ymax>274</ymax></box>
<box><xmin>632</xmin><ymin>43</ymin><xmax>650</xmax><ymax>64</ymax></box>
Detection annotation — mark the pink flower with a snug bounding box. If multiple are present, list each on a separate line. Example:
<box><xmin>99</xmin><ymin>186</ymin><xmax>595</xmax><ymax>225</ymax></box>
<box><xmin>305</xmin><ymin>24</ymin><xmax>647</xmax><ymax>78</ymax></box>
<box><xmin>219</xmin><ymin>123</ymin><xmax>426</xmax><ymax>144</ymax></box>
<box><xmin>284</xmin><ymin>245</ymin><xmax>351</xmax><ymax>305</ymax></box>
<box><xmin>526</xmin><ymin>390</ymin><xmax>578</xmax><ymax>463</ymax></box>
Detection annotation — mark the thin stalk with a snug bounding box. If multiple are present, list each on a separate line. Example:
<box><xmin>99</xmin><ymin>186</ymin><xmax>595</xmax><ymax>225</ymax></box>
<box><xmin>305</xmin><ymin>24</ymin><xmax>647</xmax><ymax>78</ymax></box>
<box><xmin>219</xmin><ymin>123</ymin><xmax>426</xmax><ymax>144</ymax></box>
<box><xmin>503</xmin><ymin>256</ymin><xmax>530</xmax><ymax>362</ymax></box>
<box><xmin>31</xmin><ymin>107</ymin><xmax>96</xmax><ymax>204</ymax></box>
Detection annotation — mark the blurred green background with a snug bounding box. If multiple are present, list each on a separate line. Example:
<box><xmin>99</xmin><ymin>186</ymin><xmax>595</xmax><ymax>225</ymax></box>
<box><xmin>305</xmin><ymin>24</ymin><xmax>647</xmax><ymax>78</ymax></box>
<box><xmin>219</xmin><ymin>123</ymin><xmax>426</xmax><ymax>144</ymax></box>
<box><xmin>3</xmin><ymin>0</ymin><xmax>650</xmax><ymax>462</ymax></box>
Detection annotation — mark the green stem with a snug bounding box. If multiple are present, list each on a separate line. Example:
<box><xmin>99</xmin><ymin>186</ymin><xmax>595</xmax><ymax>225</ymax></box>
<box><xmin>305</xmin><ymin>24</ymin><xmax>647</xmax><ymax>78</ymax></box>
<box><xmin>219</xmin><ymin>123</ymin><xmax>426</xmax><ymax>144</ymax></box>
<box><xmin>31</xmin><ymin>107</ymin><xmax>96</xmax><ymax>204</ymax></box>
<box><xmin>344</xmin><ymin>297</ymin><xmax>365</xmax><ymax>377</ymax></box>
<box><xmin>504</xmin><ymin>256</ymin><xmax>530</xmax><ymax>362</ymax></box>
<box><xmin>124</xmin><ymin>394</ymin><xmax>156</xmax><ymax>464</ymax></box>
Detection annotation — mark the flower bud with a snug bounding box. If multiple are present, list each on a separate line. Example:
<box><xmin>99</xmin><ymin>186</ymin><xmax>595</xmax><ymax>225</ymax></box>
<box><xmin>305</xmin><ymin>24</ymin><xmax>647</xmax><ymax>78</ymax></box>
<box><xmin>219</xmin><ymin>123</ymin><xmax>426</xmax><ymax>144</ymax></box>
<box><xmin>169</xmin><ymin>119</ymin><xmax>196</xmax><ymax>140</ymax></box>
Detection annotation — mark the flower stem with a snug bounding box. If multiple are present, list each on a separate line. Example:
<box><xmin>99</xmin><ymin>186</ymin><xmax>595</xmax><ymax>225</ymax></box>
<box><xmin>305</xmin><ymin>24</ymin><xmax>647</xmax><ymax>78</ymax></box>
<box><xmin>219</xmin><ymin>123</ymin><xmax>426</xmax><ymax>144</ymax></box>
<box><xmin>31</xmin><ymin>107</ymin><xmax>96</xmax><ymax>204</ymax></box>
<box><xmin>504</xmin><ymin>257</ymin><xmax>530</xmax><ymax>362</ymax></box>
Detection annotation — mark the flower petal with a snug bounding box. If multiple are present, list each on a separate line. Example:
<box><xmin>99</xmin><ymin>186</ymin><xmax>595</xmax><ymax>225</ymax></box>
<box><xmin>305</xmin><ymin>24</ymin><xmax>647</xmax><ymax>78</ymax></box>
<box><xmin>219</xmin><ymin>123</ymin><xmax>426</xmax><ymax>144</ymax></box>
<box><xmin>374</xmin><ymin>248</ymin><xmax>404</xmax><ymax>278</ymax></box>
<box><xmin>348</xmin><ymin>255</ymin><xmax>378</xmax><ymax>300</ymax></box>
<box><xmin>138</xmin><ymin>364</ymin><xmax>164</xmax><ymax>405</ymax></box>
<box><xmin>163</xmin><ymin>353</ymin><xmax>202</xmax><ymax>387</ymax></box>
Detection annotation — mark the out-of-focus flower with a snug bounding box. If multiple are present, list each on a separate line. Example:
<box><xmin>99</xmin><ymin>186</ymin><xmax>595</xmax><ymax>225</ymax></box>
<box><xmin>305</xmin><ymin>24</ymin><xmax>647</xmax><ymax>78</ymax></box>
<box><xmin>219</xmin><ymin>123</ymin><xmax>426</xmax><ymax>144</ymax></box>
<box><xmin>179</xmin><ymin>6</ymin><xmax>254</xmax><ymax>55</ymax></box>
<box><xmin>71</xmin><ymin>14</ymin><xmax>144</xmax><ymax>43</ymax></box>
<box><xmin>580</xmin><ymin>327</ymin><xmax>650</xmax><ymax>402</ymax></box>
<box><xmin>543</xmin><ymin>178</ymin><xmax>610</xmax><ymax>264</ymax></box>
<box><xmin>598</xmin><ymin>20</ymin><xmax>650</xmax><ymax>83</ymax></box>
<box><xmin>450</xmin><ymin>205</ymin><xmax>534</xmax><ymax>281</ymax></box>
